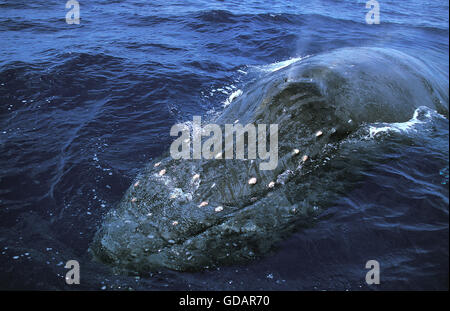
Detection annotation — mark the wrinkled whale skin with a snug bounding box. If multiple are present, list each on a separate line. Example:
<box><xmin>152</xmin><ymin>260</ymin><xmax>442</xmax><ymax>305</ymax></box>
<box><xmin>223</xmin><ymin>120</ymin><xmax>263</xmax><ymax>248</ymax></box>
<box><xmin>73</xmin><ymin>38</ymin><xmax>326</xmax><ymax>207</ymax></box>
<box><xmin>90</xmin><ymin>47</ymin><xmax>448</xmax><ymax>272</ymax></box>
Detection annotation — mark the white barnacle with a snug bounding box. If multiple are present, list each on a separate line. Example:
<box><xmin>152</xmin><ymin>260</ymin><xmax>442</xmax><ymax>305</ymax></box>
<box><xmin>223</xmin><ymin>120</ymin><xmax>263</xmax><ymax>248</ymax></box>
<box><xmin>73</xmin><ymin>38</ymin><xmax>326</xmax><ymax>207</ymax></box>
<box><xmin>248</xmin><ymin>177</ymin><xmax>257</xmax><ymax>185</ymax></box>
<box><xmin>214</xmin><ymin>206</ymin><xmax>223</xmax><ymax>212</ymax></box>
<box><xmin>131</xmin><ymin>197</ymin><xmax>137</xmax><ymax>203</ymax></box>
<box><xmin>268</xmin><ymin>181</ymin><xmax>275</xmax><ymax>188</ymax></box>
<box><xmin>154</xmin><ymin>161</ymin><xmax>161</xmax><ymax>167</ymax></box>
<box><xmin>292</xmin><ymin>149</ymin><xmax>300</xmax><ymax>155</ymax></box>
<box><xmin>199</xmin><ymin>201</ymin><xmax>208</xmax><ymax>208</ymax></box>
<box><xmin>302</xmin><ymin>155</ymin><xmax>309</xmax><ymax>162</ymax></box>
<box><xmin>158</xmin><ymin>169</ymin><xmax>166</xmax><ymax>176</ymax></box>
<box><xmin>172</xmin><ymin>220</ymin><xmax>179</xmax><ymax>226</ymax></box>
<box><xmin>315</xmin><ymin>130</ymin><xmax>323</xmax><ymax>137</ymax></box>
<box><xmin>134</xmin><ymin>181</ymin><xmax>140</xmax><ymax>188</ymax></box>
<box><xmin>192</xmin><ymin>174</ymin><xmax>200</xmax><ymax>181</ymax></box>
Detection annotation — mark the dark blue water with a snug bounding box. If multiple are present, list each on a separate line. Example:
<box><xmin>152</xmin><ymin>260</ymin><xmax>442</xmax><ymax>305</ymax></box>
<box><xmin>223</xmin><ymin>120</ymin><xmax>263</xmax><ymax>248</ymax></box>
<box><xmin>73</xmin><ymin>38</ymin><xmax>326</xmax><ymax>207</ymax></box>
<box><xmin>0</xmin><ymin>0</ymin><xmax>448</xmax><ymax>290</ymax></box>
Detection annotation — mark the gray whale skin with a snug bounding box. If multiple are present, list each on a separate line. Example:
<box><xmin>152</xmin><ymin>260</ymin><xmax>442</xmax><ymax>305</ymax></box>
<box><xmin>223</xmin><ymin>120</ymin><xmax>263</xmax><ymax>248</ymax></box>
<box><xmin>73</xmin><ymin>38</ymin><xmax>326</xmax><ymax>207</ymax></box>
<box><xmin>90</xmin><ymin>47</ymin><xmax>448</xmax><ymax>272</ymax></box>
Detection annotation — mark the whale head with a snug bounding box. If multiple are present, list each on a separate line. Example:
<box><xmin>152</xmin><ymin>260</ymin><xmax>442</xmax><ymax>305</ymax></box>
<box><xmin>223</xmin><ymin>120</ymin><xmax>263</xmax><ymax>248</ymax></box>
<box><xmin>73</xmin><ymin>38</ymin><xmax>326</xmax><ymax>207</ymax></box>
<box><xmin>90</xmin><ymin>47</ymin><xmax>448</xmax><ymax>272</ymax></box>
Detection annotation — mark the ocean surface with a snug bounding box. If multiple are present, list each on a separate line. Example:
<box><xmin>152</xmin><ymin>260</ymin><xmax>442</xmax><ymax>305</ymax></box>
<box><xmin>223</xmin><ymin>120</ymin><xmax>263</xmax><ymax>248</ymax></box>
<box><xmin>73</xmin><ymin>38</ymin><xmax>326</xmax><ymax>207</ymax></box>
<box><xmin>0</xmin><ymin>0</ymin><xmax>448</xmax><ymax>290</ymax></box>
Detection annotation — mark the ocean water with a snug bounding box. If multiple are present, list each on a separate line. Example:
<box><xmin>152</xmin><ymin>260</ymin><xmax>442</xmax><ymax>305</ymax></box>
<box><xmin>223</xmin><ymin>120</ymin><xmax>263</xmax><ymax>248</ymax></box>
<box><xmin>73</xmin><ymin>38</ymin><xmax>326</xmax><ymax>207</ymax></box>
<box><xmin>0</xmin><ymin>0</ymin><xmax>448</xmax><ymax>290</ymax></box>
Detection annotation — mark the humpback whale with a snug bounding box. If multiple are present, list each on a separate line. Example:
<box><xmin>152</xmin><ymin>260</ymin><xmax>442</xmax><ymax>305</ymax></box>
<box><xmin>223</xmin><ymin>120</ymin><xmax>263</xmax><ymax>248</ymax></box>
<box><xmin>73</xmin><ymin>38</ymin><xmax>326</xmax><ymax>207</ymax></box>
<box><xmin>90</xmin><ymin>47</ymin><xmax>448</xmax><ymax>272</ymax></box>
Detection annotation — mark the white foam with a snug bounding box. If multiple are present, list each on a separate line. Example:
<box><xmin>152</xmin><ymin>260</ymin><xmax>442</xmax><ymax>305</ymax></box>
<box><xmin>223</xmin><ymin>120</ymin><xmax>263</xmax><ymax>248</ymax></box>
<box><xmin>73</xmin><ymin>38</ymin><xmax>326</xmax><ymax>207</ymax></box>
<box><xmin>368</xmin><ymin>107</ymin><xmax>438</xmax><ymax>138</ymax></box>
<box><xmin>223</xmin><ymin>89</ymin><xmax>243</xmax><ymax>107</ymax></box>
<box><xmin>255</xmin><ymin>55</ymin><xmax>310</xmax><ymax>73</ymax></box>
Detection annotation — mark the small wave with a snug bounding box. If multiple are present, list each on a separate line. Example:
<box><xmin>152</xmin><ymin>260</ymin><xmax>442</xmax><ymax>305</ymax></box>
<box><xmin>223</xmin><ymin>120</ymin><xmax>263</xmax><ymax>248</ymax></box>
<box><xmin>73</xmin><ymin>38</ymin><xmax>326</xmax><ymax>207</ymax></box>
<box><xmin>252</xmin><ymin>56</ymin><xmax>309</xmax><ymax>72</ymax></box>
<box><xmin>367</xmin><ymin>106</ymin><xmax>445</xmax><ymax>138</ymax></box>
<box><xmin>193</xmin><ymin>10</ymin><xmax>237</xmax><ymax>24</ymax></box>
<box><xmin>223</xmin><ymin>89</ymin><xmax>243</xmax><ymax>107</ymax></box>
